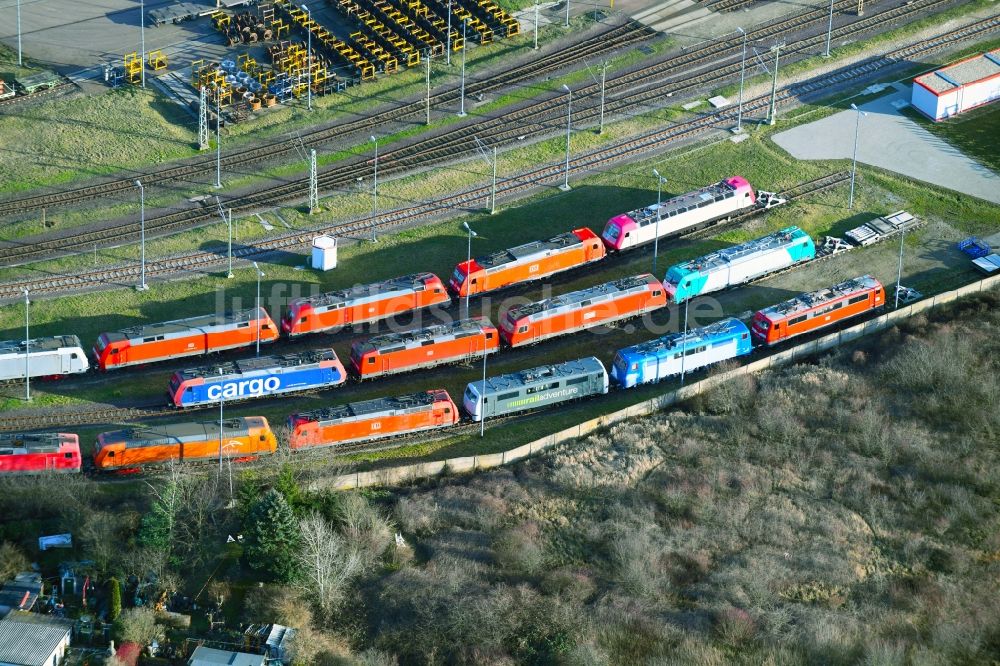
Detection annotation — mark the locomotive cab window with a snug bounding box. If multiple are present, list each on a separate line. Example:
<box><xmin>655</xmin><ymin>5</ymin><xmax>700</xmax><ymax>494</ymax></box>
<box><xmin>65</xmin><ymin>453</ymin><xmax>73</xmax><ymax>460</ymax></box>
<box><xmin>260</xmin><ymin>435</ymin><xmax>267</xmax><ymax>442</ymax></box>
<box><xmin>368</xmin><ymin>357</ymin><xmax>376</xmax><ymax>364</ymax></box>
<box><xmin>848</xmin><ymin>294</ymin><xmax>869</xmax><ymax>305</ymax></box>
<box><xmin>238</xmin><ymin>322</ymin><xmax>250</xmax><ymax>328</ymax></box>
<box><xmin>653</xmin><ymin>290</ymin><xmax>662</xmax><ymax>298</ymax></box>
<box><xmin>518</xmin><ymin>325</ymin><xmax>528</xmax><ymax>333</ymax></box>
<box><xmin>300</xmin><ymin>317</ymin><xmax>307</xmax><ymax>323</ymax></box>
<box><xmin>567</xmin><ymin>376</ymin><xmax>589</xmax><ymax>386</ymax></box>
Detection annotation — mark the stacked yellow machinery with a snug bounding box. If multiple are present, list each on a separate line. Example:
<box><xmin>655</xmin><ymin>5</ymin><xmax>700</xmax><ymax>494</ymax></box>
<box><xmin>374</xmin><ymin>0</ymin><xmax>444</xmax><ymax>56</ymax></box>
<box><xmin>435</xmin><ymin>0</ymin><xmax>491</xmax><ymax>44</ymax></box>
<box><xmin>274</xmin><ymin>0</ymin><xmax>375</xmax><ymax>81</ymax></box>
<box><xmin>332</xmin><ymin>0</ymin><xmax>417</xmax><ymax>69</ymax></box>
<box><xmin>124</xmin><ymin>52</ymin><xmax>143</xmax><ymax>84</ymax></box>
<box><xmin>471</xmin><ymin>0</ymin><xmax>519</xmax><ymax>37</ymax></box>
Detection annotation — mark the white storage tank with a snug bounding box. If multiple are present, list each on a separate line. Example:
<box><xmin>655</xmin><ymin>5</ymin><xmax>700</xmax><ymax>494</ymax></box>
<box><xmin>311</xmin><ymin>235</ymin><xmax>338</xmax><ymax>271</ymax></box>
<box><xmin>912</xmin><ymin>49</ymin><xmax>1000</xmax><ymax>121</ymax></box>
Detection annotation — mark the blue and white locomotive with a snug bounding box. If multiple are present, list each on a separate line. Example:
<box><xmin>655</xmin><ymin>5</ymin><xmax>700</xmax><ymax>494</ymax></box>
<box><xmin>463</xmin><ymin>356</ymin><xmax>608</xmax><ymax>422</ymax></box>
<box><xmin>169</xmin><ymin>349</ymin><xmax>347</xmax><ymax>407</ymax></box>
<box><xmin>611</xmin><ymin>318</ymin><xmax>752</xmax><ymax>388</ymax></box>
<box><xmin>663</xmin><ymin>226</ymin><xmax>815</xmax><ymax>303</ymax></box>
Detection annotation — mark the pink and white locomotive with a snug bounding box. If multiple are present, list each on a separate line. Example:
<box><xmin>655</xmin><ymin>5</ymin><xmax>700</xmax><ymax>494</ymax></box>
<box><xmin>601</xmin><ymin>176</ymin><xmax>757</xmax><ymax>251</ymax></box>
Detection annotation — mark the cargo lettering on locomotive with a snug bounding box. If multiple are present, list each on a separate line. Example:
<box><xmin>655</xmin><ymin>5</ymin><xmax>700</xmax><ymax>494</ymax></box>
<box><xmin>206</xmin><ymin>376</ymin><xmax>282</xmax><ymax>400</ymax></box>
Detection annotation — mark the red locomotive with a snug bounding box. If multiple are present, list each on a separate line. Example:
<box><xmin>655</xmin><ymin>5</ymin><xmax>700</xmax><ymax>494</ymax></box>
<box><xmin>449</xmin><ymin>228</ymin><xmax>606</xmax><ymax>298</ymax></box>
<box><xmin>350</xmin><ymin>318</ymin><xmax>499</xmax><ymax>380</ymax></box>
<box><xmin>499</xmin><ymin>274</ymin><xmax>667</xmax><ymax>347</ymax></box>
<box><xmin>288</xmin><ymin>389</ymin><xmax>459</xmax><ymax>449</ymax></box>
<box><xmin>0</xmin><ymin>433</ymin><xmax>82</xmax><ymax>474</ymax></box>
<box><xmin>751</xmin><ymin>275</ymin><xmax>885</xmax><ymax>346</ymax></box>
<box><xmin>93</xmin><ymin>308</ymin><xmax>279</xmax><ymax>371</ymax></box>
<box><xmin>282</xmin><ymin>273</ymin><xmax>450</xmax><ymax>337</ymax></box>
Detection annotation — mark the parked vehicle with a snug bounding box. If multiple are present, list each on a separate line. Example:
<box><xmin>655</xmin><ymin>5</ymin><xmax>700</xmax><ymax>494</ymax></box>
<box><xmin>611</xmin><ymin>318</ymin><xmax>752</xmax><ymax>388</ymax></box>
<box><xmin>0</xmin><ymin>433</ymin><xmax>82</xmax><ymax>474</ymax></box>
<box><xmin>601</xmin><ymin>177</ymin><xmax>757</xmax><ymax>251</ymax></box>
<box><xmin>288</xmin><ymin>389</ymin><xmax>460</xmax><ymax>449</ymax></box>
<box><xmin>751</xmin><ymin>275</ymin><xmax>885</xmax><ymax>346</ymax></box>
<box><xmin>463</xmin><ymin>356</ymin><xmax>608</xmax><ymax>421</ymax></box>
<box><xmin>350</xmin><ymin>318</ymin><xmax>498</xmax><ymax>380</ymax></box>
<box><xmin>449</xmin><ymin>228</ymin><xmax>606</xmax><ymax>297</ymax></box>
<box><xmin>282</xmin><ymin>273</ymin><xmax>450</xmax><ymax>336</ymax></box>
<box><xmin>663</xmin><ymin>226</ymin><xmax>815</xmax><ymax>303</ymax></box>
<box><xmin>93</xmin><ymin>308</ymin><xmax>278</xmax><ymax>370</ymax></box>
<box><xmin>499</xmin><ymin>274</ymin><xmax>667</xmax><ymax>347</ymax></box>
<box><xmin>93</xmin><ymin>416</ymin><xmax>277</xmax><ymax>471</ymax></box>
<box><xmin>169</xmin><ymin>349</ymin><xmax>346</xmax><ymax>407</ymax></box>
<box><xmin>0</xmin><ymin>335</ymin><xmax>89</xmax><ymax>380</ymax></box>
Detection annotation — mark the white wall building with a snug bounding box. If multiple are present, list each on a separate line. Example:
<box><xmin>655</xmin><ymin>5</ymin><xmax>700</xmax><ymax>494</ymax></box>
<box><xmin>912</xmin><ymin>49</ymin><xmax>1000</xmax><ymax>121</ymax></box>
<box><xmin>0</xmin><ymin>611</ymin><xmax>74</xmax><ymax>666</ymax></box>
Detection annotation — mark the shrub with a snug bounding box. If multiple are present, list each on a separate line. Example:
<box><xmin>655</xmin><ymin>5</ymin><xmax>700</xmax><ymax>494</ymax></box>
<box><xmin>107</xmin><ymin>578</ymin><xmax>121</xmax><ymax>622</ymax></box>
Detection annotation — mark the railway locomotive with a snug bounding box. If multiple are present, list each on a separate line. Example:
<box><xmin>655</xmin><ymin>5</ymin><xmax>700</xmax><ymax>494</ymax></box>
<box><xmin>663</xmin><ymin>226</ymin><xmax>816</xmax><ymax>303</ymax></box>
<box><xmin>751</xmin><ymin>275</ymin><xmax>885</xmax><ymax>346</ymax></box>
<box><xmin>0</xmin><ymin>335</ymin><xmax>89</xmax><ymax>381</ymax></box>
<box><xmin>499</xmin><ymin>274</ymin><xmax>666</xmax><ymax>347</ymax></box>
<box><xmin>288</xmin><ymin>389</ymin><xmax>460</xmax><ymax>449</ymax></box>
<box><xmin>449</xmin><ymin>228</ymin><xmax>606</xmax><ymax>297</ymax></box>
<box><xmin>93</xmin><ymin>308</ymin><xmax>279</xmax><ymax>371</ymax></box>
<box><xmin>463</xmin><ymin>356</ymin><xmax>608</xmax><ymax>422</ymax></box>
<box><xmin>282</xmin><ymin>273</ymin><xmax>449</xmax><ymax>337</ymax></box>
<box><xmin>601</xmin><ymin>177</ymin><xmax>757</xmax><ymax>251</ymax></box>
<box><xmin>611</xmin><ymin>318</ymin><xmax>752</xmax><ymax>388</ymax></box>
<box><xmin>93</xmin><ymin>416</ymin><xmax>277</xmax><ymax>471</ymax></box>
<box><xmin>0</xmin><ymin>433</ymin><xmax>82</xmax><ymax>474</ymax></box>
<box><xmin>350</xmin><ymin>318</ymin><xmax>499</xmax><ymax>380</ymax></box>
<box><xmin>169</xmin><ymin>349</ymin><xmax>347</xmax><ymax>408</ymax></box>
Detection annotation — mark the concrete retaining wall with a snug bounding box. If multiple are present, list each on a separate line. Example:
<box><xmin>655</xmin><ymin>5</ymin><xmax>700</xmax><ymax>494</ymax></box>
<box><xmin>310</xmin><ymin>275</ymin><xmax>1000</xmax><ymax>492</ymax></box>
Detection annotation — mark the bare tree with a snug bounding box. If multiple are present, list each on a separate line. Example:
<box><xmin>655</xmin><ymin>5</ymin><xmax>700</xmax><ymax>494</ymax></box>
<box><xmin>295</xmin><ymin>512</ymin><xmax>363</xmax><ymax>615</ymax></box>
<box><xmin>0</xmin><ymin>542</ymin><xmax>28</xmax><ymax>581</ymax></box>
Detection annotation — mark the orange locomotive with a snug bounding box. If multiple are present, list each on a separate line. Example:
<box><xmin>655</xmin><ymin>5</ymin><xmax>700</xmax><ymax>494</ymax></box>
<box><xmin>750</xmin><ymin>275</ymin><xmax>885</xmax><ymax>346</ymax></box>
<box><xmin>350</xmin><ymin>318</ymin><xmax>499</xmax><ymax>380</ymax></box>
<box><xmin>288</xmin><ymin>389</ymin><xmax>459</xmax><ymax>449</ymax></box>
<box><xmin>499</xmin><ymin>274</ymin><xmax>667</xmax><ymax>347</ymax></box>
<box><xmin>282</xmin><ymin>273</ymin><xmax>450</xmax><ymax>337</ymax></box>
<box><xmin>93</xmin><ymin>308</ymin><xmax>279</xmax><ymax>371</ymax></box>
<box><xmin>449</xmin><ymin>228</ymin><xmax>606</xmax><ymax>298</ymax></box>
<box><xmin>93</xmin><ymin>416</ymin><xmax>277</xmax><ymax>472</ymax></box>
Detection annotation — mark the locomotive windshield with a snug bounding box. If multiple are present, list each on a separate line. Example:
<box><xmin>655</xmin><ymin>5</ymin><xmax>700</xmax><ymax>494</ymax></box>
<box><xmin>452</xmin><ymin>267</ymin><xmax>467</xmax><ymax>286</ymax></box>
<box><xmin>603</xmin><ymin>224</ymin><xmax>620</xmax><ymax>241</ymax></box>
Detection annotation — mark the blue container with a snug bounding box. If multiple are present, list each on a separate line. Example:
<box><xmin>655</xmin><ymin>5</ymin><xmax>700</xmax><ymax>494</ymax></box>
<box><xmin>169</xmin><ymin>350</ymin><xmax>346</xmax><ymax>407</ymax></box>
<box><xmin>611</xmin><ymin>318</ymin><xmax>752</xmax><ymax>388</ymax></box>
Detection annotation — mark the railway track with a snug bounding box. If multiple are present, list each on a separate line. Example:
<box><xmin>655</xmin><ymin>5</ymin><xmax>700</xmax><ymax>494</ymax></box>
<box><xmin>0</xmin><ymin>171</ymin><xmax>847</xmax><ymax>434</ymax></box>
<box><xmin>0</xmin><ymin>81</ymin><xmax>76</xmax><ymax>109</ymax></box>
<box><xmin>703</xmin><ymin>0</ymin><xmax>760</xmax><ymax>13</ymax></box>
<box><xmin>1</xmin><ymin>4</ymin><xmax>992</xmax><ymax>291</ymax></box>
<box><xmin>0</xmin><ymin>0</ymin><xmax>980</xmax><ymax>270</ymax></box>
<box><xmin>0</xmin><ymin>21</ymin><xmax>657</xmax><ymax>219</ymax></box>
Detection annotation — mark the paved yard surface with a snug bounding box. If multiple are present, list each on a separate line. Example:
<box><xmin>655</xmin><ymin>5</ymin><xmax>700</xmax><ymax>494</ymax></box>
<box><xmin>772</xmin><ymin>89</ymin><xmax>1000</xmax><ymax>205</ymax></box>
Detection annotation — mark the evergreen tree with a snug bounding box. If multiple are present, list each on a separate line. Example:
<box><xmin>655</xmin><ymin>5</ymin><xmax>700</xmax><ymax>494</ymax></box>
<box><xmin>108</xmin><ymin>578</ymin><xmax>122</xmax><ymax>622</ymax></box>
<box><xmin>243</xmin><ymin>488</ymin><xmax>301</xmax><ymax>582</ymax></box>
